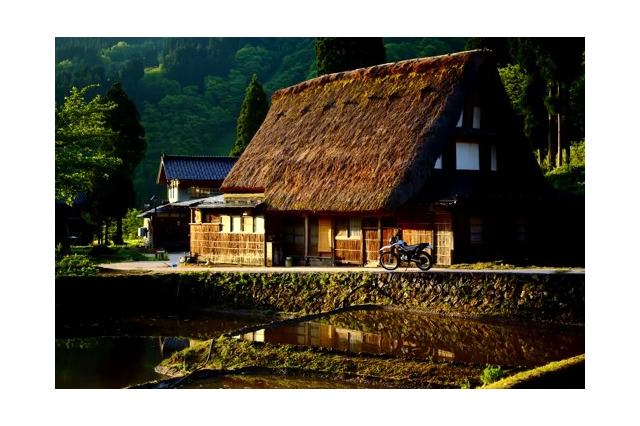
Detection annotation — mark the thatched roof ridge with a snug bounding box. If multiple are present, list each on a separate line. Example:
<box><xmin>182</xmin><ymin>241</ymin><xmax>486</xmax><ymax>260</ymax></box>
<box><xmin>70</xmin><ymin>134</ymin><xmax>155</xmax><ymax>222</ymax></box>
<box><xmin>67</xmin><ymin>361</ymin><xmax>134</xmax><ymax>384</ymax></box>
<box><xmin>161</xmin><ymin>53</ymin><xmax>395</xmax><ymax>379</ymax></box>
<box><xmin>222</xmin><ymin>49</ymin><xmax>492</xmax><ymax>213</ymax></box>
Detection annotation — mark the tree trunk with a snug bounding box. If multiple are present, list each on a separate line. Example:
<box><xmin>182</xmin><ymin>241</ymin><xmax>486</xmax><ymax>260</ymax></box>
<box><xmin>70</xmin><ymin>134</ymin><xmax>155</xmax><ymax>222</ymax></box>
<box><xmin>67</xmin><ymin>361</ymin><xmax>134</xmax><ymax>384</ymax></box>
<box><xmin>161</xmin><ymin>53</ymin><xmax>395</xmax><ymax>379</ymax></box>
<box><xmin>97</xmin><ymin>218</ymin><xmax>104</xmax><ymax>245</ymax></box>
<box><xmin>547</xmin><ymin>112</ymin><xmax>556</xmax><ymax>169</ymax></box>
<box><xmin>113</xmin><ymin>217</ymin><xmax>124</xmax><ymax>245</ymax></box>
<box><xmin>557</xmin><ymin>82</ymin><xmax>563</xmax><ymax>167</ymax></box>
<box><xmin>557</xmin><ymin>112</ymin><xmax>563</xmax><ymax>167</ymax></box>
<box><xmin>104</xmin><ymin>219</ymin><xmax>110</xmax><ymax>245</ymax></box>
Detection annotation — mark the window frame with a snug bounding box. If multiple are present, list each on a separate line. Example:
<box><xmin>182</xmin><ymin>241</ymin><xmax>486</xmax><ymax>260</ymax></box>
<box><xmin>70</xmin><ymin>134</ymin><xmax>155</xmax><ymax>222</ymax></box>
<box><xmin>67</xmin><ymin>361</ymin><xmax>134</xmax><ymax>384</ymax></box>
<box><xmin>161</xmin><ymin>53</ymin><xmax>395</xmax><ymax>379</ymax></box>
<box><xmin>456</xmin><ymin>142</ymin><xmax>480</xmax><ymax>171</ymax></box>
<box><xmin>335</xmin><ymin>217</ymin><xmax>362</xmax><ymax>240</ymax></box>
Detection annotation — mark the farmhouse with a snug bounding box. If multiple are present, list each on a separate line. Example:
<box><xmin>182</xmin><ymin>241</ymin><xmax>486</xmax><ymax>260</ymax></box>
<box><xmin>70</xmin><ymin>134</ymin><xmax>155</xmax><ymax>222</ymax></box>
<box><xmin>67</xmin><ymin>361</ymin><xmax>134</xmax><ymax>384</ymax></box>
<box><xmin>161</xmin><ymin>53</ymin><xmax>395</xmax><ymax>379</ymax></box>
<box><xmin>188</xmin><ymin>49</ymin><xmax>584</xmax><ymax>267</ymax></box>
<box><xmin>139</xmin><ymin>154</ymin><xmax>238</xmax><ymax>251</ymax></box>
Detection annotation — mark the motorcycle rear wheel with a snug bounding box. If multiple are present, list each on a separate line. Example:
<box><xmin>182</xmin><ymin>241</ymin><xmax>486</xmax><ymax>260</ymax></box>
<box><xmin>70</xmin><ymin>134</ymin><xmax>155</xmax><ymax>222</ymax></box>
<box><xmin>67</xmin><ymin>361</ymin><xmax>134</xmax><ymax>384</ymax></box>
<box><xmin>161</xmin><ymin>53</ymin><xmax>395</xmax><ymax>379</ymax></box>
<box><xmin>415</xmin><ymin>251</ymin><xmax>433</xmax><ymax>271</ymax></box>
<box><xmin>379</xmin><ymin>251</ymin><xmax>399</xmax><ymax>270</ymax></box>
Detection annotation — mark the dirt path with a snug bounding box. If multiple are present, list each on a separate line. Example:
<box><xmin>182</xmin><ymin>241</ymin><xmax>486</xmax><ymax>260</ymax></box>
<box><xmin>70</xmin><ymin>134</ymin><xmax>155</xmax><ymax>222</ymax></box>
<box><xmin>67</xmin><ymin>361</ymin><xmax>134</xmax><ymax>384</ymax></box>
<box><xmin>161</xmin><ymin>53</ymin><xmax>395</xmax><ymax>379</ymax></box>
<box><xmin>98</xmin><ymin>260</ymin><xmax>585</xmax><ymax>275</ymax></box>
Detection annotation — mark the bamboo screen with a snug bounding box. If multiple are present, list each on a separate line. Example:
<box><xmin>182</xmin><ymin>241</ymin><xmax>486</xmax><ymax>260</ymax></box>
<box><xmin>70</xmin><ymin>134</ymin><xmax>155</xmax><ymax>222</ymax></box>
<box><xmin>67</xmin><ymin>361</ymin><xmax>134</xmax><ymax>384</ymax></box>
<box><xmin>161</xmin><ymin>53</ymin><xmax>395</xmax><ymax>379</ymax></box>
<box><xmin>190</xmin><ymin>223</ymin><xmax>265</xmax><ymax>266</ymax></box>
<box><xmin>334</xmin><ymin>238</ymin><xmax>362</xmax><ymax>264</ymax></box>
<box><xmin>364</xmin><ymin>229</ymin><xmax>381</xmax><ymax>264</ymax></box>
<box><xmin>435</xmin><ymin>213</ymin><xmax>453</xmax><ymax>265</ymax></box>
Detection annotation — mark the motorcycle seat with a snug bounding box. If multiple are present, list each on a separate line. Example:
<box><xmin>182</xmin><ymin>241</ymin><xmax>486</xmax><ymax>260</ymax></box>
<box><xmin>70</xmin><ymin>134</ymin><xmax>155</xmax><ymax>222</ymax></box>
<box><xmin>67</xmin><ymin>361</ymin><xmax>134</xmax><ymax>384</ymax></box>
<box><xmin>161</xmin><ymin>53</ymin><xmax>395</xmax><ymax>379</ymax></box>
<box><xmin>403</xmin><ymin>243</ymin><xmax>423</xmax><ymax>251</ymax></box>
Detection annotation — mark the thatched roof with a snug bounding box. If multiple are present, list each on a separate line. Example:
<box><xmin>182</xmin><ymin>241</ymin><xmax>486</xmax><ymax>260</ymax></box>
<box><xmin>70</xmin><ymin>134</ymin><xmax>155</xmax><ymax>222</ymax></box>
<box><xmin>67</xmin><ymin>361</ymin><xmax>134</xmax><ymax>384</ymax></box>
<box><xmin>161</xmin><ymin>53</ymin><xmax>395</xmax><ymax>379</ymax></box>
<box><xmin>221</xmin><ymin>50</ymin><xmax>509</xmax><ymax>213</ymax></box>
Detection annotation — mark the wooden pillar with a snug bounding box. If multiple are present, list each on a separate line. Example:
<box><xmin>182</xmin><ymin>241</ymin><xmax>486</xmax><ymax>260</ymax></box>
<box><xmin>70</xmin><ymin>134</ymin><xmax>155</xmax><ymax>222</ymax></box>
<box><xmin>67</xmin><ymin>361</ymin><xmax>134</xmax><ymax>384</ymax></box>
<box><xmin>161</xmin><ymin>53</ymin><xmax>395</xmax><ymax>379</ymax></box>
<box><xmin>431</xmin><ymin>212</ymin><xmax>437</xmax><ymax>264</ymax></box>
<box><xmin>361</xmin><ymin>217</ymin><xmax>366</xmax><ymax>267</ymax></box>
<box><xmin>304</xmin><ymin>214</ymin><xmax>309</xmax><ymax>259</ymax></box>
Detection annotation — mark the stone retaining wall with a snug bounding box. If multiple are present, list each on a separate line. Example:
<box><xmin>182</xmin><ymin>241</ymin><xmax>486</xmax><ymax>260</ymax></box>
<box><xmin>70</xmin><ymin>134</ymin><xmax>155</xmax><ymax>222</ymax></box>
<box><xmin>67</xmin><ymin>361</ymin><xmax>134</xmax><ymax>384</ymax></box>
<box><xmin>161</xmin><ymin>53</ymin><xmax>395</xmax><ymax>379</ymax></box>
<box><xmin>56</xmin><ymin>270</ymin><xmax>585</xmax><ymax>324</ymax></box>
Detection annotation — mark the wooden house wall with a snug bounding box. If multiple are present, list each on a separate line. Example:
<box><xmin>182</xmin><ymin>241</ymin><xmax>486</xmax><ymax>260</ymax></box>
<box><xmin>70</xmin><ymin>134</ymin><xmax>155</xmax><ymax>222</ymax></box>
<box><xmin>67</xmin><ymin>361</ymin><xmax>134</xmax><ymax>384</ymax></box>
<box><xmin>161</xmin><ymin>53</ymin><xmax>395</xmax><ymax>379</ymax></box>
<box><xmin>334</xmin><ymin>238</ymin><xmax>362</xmax><ymax>265</ymax></box>
<box><xmin>190</xmin><ymin>223</ymin><xmax>265</xmax><ymax>266</ymax></box>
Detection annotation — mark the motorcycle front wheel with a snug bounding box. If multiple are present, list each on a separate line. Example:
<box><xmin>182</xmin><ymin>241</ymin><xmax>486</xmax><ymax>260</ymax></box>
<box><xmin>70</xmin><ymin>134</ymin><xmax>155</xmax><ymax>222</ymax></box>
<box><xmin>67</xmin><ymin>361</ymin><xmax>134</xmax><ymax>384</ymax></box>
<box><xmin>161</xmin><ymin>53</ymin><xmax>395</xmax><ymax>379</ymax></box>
<box><xmin>379</xmin><ymin>251</ymin><xmax>399</xmax><ymax>270</ymax></box>
<box><xmin>415</xmin><ymin>251</ymin><xmax>433</xmax><ymax>271</ymax></box>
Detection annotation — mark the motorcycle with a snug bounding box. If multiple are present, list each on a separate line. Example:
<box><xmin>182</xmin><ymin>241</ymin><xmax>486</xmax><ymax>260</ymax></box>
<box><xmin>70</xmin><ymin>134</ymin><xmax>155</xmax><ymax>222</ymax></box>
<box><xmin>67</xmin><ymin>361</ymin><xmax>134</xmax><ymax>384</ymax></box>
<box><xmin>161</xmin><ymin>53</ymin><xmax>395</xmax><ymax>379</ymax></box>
<box><xmin>379</xmin><ymin>229</ymin><xmax>434</xmax><ymax>271</ymax></box>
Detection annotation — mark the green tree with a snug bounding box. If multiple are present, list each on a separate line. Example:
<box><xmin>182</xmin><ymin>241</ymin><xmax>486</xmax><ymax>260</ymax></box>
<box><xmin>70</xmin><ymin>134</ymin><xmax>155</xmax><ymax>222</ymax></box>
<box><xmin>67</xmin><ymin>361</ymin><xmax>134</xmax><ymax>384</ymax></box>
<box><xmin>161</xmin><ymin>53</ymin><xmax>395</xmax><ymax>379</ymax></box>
<box><xmin>512</xmin><ymin>38</ymin><xmax>584</xmax><ymax>168</ymax></box>
<box><xmin>55</xmin><ymin>85</ymin><xmax>121</xmax><ymax>206</ymax></box>
<box><xmin>534</xmin><ymin>38</ymin><xmax>584</xmax><ymax>166</ymax></box>
<box><xmin>314</xmin><ymin>37</ymin><xmax>386</xmax><ymax>76</ymax></box>
<box><xmin>229</xmin><ymin>74</ymin><xmax>269</xmax><ymax>156</ymax></box>
<box><xmin>95</xmin><ymin>81</ymin><xmax>147</xmax><ymax>244</ymax></box>
<box><xmin>544</xmin><ymin>140</ymin><xmax>585</xmax><ymax>195</ymax></box>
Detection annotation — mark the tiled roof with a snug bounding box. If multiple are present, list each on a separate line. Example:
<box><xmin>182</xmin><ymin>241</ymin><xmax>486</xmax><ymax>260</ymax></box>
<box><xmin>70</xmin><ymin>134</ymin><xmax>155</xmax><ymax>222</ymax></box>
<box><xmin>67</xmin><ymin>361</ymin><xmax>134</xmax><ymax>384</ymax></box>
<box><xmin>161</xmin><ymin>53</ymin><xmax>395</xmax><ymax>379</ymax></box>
<box><xmin>158</xmin><ymin>155</ymin><xmax>238</xmax><ymax>184</ymax></box>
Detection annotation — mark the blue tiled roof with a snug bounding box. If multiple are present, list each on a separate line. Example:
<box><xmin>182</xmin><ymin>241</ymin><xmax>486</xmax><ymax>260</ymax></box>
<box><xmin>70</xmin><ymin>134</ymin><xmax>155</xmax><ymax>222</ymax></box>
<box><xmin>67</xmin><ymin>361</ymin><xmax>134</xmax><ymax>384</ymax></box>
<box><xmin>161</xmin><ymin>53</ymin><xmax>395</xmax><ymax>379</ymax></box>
<box><xmin>158</xmin><ymin>155</ymin><xmax>238</xmax><ymax>183</ymax></box>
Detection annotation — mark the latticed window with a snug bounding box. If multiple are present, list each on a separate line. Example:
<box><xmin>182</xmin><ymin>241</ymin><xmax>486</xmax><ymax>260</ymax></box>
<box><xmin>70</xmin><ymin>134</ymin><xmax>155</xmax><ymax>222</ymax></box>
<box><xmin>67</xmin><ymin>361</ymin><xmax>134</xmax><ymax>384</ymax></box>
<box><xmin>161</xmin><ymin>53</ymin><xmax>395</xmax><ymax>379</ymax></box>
<box><xmin>190</xmin><ymin>187</ymin><xmax>213</xmax><ymax>198</ymax></box>
<box><xmin>470</xmin><ymin>216</ymin><xmax>483</xmax><ymax>243</ymax></box>
<box><xmin>335</xmin><ymin>217</ymin><xmax>361</xmax><ymax>239</ymax></box>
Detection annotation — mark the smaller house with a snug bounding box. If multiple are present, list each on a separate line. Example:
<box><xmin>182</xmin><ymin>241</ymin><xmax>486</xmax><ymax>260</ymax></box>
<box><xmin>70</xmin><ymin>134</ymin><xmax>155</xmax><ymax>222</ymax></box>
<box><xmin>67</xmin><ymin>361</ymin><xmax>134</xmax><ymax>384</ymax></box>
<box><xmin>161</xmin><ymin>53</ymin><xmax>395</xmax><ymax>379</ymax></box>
<box><xmin>138</xmin><ymin>154</ymin><xmax>238</xmax><ymax>251</ymax></box>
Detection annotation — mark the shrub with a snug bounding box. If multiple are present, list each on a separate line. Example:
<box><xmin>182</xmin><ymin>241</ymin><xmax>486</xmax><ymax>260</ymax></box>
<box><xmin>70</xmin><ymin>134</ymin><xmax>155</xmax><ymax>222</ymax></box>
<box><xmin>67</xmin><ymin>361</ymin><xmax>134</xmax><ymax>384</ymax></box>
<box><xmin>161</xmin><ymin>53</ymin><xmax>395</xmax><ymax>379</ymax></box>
<box><xmin>55</xmin><ymin>254</ymin><xmax>99</xmax><ymax>278</ymax></box>
<box><xmin>480</xmin><ymin>365</ymin><xmax>504</xmax><ymax>385</ymax></box>
<box><xmin>88</xmin><ymin>245</ymin><xmax>115</xmax><ymax>257</ymax></box>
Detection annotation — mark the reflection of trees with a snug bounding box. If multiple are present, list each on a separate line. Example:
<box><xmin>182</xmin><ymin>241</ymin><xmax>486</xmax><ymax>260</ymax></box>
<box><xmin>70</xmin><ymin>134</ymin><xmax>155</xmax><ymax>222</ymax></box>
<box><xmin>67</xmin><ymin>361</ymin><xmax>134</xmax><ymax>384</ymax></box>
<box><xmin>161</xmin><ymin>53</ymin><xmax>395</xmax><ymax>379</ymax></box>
<box><xmin>56</xmin><ymin>338</ymin><xmax>101</xmax><ymax>351</ymax></box>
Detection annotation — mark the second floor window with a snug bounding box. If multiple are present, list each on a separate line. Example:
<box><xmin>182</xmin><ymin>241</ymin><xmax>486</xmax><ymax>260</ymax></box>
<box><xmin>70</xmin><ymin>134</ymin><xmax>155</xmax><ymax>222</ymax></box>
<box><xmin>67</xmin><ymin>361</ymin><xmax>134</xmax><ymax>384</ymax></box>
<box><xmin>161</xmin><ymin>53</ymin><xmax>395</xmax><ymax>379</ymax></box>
<box><xmin>456</xmin><ymin>142</ymin><xmax>480</xmax><ymax>170</ymax></box>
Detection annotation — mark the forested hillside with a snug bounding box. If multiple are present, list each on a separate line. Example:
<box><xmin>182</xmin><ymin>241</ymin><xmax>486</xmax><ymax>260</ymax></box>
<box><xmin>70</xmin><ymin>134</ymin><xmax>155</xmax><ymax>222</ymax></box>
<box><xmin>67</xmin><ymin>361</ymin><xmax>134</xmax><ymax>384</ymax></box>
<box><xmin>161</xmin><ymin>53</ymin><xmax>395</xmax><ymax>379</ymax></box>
<box><xmin>55</xmin><ymin>37</ymin><xmax>468</xmax><ymax>207</ymax></box>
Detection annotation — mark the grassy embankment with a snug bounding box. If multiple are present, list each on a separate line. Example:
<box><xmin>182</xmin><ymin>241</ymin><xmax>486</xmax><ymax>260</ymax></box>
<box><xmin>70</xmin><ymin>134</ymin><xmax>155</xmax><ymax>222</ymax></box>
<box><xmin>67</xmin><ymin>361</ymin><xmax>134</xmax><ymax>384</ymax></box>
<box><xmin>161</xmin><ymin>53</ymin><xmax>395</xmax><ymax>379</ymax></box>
<box><xmin>151</xmin><ymin>336</ymin><xmax>532</xmax><ymax>389</ymax></box>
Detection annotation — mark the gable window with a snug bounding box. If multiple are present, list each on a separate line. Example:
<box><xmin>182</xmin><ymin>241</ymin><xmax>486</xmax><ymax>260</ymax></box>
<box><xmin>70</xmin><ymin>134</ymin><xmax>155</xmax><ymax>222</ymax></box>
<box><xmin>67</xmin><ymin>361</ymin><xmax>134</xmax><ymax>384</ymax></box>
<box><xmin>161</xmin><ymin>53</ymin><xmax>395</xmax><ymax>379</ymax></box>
<box><xmin>434</xmin><ymin>155</ymin><xmax>442</xmax><ymax>169</ymax></box>
<box><xmin>335</xmin><ymin>217</ymin><xmax>361</xmax><ymax>239</ymax></box>
<box><xmin>473</xmin><ymin>107</ymin><xmax>481</xmax><ymax>129</ymax></box>
<box><xmin>491</xmin><ymin>144</ymin><xmax>497</xmax><ymax>171</ymax></box>
<box><xmin>456</xmin><ymin>142</ymin><xmax>480</xmax><ymax>170</ymax></box>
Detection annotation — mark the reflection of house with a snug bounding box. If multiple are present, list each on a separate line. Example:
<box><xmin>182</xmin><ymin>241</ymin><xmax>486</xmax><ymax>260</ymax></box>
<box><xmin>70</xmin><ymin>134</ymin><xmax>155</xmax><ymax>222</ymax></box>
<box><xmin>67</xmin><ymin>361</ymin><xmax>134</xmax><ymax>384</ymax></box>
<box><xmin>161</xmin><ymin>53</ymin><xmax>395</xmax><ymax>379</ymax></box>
<box><xmin>189</xmin><ymin>50</ymin><xmax>584</xmax><ymax>266</ymax></box>
<box><xmin>236</xmin><ymin>322</ymin><xmax>427</xmax><ymax>359</ymax></box>
<box><xmin>138</xmin><ymin>154</ymin><xmax>238</xmax><ymax>251</ymax></box>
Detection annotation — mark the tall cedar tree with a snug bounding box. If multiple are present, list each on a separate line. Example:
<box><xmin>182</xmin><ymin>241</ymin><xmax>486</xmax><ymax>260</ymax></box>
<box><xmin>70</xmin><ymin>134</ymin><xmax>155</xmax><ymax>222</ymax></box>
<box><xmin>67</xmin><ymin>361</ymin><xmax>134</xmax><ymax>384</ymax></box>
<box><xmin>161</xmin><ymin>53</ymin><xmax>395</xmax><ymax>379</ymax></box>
<box><xmin>94</xmin><ymin>81</ymin><xmax>147</xmax><ymax>244</ymax></box>
<box><xmin>229</xmin><ymin>74</ymin><xmax>269</xmax><ymax>156</ymax></box>
<box><xmin>512</xmin><ymin>38</ymin><xmax>584</xmax><ymax>168</ymax></box>
<box><xmin>314</xmin><ymin>37</ymin><xmax>386</xmax><ymax>76</ymax></box>
<box><xmin>467</xmin><ymin>37</ymin><xmax>584</xmax><ymax>168</ymax></box>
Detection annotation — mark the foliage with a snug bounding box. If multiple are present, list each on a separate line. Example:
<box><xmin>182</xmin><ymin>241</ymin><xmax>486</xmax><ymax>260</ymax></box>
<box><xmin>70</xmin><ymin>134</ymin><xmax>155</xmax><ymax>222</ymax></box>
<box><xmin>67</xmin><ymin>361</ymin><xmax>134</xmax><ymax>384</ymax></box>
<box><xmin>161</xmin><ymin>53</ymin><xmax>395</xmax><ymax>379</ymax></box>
<box><xmin>480</xmin><ymin>365</ymin><xmax>504</xmax><ymax>385</ymax></box>
<box><xmin>101</xmin><ymin>81</ymin><xmax>147</xmax><ymax>175</ymax></box>
<box><xmin>55</xmin><ymin>254</ymin><xmax>99</xmax><ymax>278</ymax></box>
<box><xmin>68</xmin><ymin>245</ymin><xmax>150</xmax><ymax>262</ymax></box>
<box><xmin>314</xmin><ymin>37</ymin><xmax>386</xmax><ymax>76</ymax></box>
<box><xmin>480</xmin><ymin>354</ymin><xmax>584</xmax><ymax>389</ymax></box>
<box><xmin>229</xmin><ymin>74</ymin><xmax>269</xmax><ymax>156</ymax></box>
<box><xmin>55</xmin><ymin>85</ymin><xmax>121</xmax><ymax>206</ymax></box>
<box><xmin>55</xmin><ymin>37</ymin><xmax>471</xmax><ymax>206</ymax></box>
<box><xmin>544</xmin><ymin>140</ymin><xmax>585</xmax><ymax>195</ymax></box>
<box><xmin>122</xmin><ymin>208</ymin><xmax>144</xmax><ymax>240</ymax></box>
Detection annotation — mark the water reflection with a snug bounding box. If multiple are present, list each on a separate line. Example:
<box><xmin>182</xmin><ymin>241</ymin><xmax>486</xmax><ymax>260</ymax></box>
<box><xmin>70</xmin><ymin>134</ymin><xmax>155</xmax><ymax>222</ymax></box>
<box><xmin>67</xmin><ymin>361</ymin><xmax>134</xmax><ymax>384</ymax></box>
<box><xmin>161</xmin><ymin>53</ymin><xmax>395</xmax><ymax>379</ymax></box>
<box><xmin>235</xmin><ymin>310</ymin><xmax>584</xmax><ymax>367</ymax></box>
<box><xmin>55</xmin><ymin>312</ymin><xmax>270</xmax><ymax>389</ymax></box>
